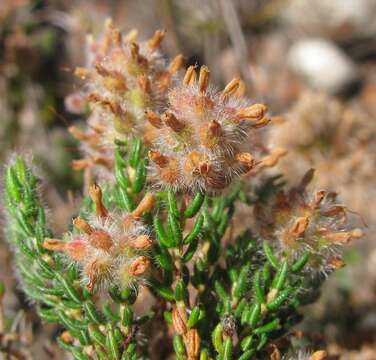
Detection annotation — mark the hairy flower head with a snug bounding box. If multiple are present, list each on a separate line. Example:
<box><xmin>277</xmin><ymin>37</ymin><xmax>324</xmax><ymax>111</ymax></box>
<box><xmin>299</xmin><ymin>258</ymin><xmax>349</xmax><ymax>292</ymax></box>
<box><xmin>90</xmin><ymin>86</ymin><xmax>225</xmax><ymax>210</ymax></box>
<box><xmin>148</xmin><ymin>65</ymin><xmax>280</xmax><ymax>192</ymax></box>
<box><xmin>44</xmin><ymin>185</ymin><xmax>154</xmax><ymax>291</ymax></box>
<box><xmin>255</xmin><ymin>170</ymin><xmax>363</xmax><ymax>275</ymax></box>
<box><xmin>67</xmin><ymin>19</ymin><xmax>184</xmax><ymax>180</ymax></box>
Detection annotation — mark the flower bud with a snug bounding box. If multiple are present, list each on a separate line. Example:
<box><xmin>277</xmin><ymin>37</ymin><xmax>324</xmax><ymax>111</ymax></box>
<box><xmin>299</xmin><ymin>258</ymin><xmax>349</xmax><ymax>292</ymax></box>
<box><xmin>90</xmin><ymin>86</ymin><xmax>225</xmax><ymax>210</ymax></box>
<box><xmin>130</xmin><ymin>235</ymin><xmax>153</xmax><ymax>250</ymax></box>
<box><xmin>89</xmin><ymin>184</ymin><xmax>108</xmax><ymax>218</ymax></box>
<box><xmin>73</xmin><ymin>217</ymin><xmax>93</xmax><ymax>234</ymax></box>
<box><xmin>128</xmin><ymin>256</ymin><xmax>151</xmax><ymax>277</ymax></box>
<box><xmin>222</xmin><ymin>78</ymin><xmax>241</xmax><ymax>98</ymax></box>
<box><xmin>183</xmin><ymin>65</ymin><xmax>197</xmax><ymax>86</ymax></box>
<box><xmin>237</xmin><ymin>104</ymin><xmax>268</xmax><ymax>121</ymax></box>
<box><xmin>147</xmin><ymin>30</ymin><xmax>165</xmax><ymax>50</ymax></box>
<box><xmin>169</xmin><ymin>54</ymin><xmax>185</xmax><ymax>75</ymax></box>
<box><xmin>198</xmin><ymin>66</ymin><xmax>210</xmax><ymax>92</ymax></box>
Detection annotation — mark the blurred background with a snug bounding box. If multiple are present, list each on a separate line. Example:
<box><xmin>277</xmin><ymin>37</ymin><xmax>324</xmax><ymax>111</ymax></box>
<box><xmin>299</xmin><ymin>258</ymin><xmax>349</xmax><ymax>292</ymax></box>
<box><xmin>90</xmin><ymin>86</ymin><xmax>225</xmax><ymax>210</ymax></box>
<box><xmin>1</xmin><ymin>0</ymin><xmax>376</xmax><ymax>358</ymax></box>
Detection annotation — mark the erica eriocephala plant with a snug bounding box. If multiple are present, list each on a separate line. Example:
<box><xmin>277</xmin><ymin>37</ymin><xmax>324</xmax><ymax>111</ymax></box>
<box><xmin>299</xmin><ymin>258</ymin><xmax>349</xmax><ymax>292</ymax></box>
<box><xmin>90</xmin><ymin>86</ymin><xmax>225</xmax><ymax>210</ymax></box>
<box><xmin>3</xmin><ymin>21</ymin><xmax>363</xmax><ymax>360</ymax></box>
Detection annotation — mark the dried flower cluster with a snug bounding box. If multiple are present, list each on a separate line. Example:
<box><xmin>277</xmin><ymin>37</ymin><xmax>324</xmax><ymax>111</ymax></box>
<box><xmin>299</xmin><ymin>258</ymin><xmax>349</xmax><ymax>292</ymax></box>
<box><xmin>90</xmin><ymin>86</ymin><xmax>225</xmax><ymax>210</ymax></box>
<box><xmin>255</xmin><ymin>170</ymin><xmax>363</xmax><ymax>275</ymax></box>
<box><xmin>148</xmin><ymin>65</ymin><xmax>285</xmax><ymax>192</ymax></box>
<box><xmin>44</xmin><ymin>185</ymin><xmax>154</xmax><ymax>291</ymax></box>
<box><xmin>67</xmin><ymin>20</ymin><xmax>184</xmax><ymax>180</ymax></box>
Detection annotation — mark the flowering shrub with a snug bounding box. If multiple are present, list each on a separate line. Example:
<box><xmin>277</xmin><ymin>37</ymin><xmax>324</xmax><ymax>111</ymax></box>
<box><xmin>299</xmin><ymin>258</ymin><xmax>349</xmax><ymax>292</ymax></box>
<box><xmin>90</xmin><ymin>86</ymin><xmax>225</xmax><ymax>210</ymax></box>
<box><xmin>2</xmin><ymin>22</ymin><xmax>362</xmax><ymax>359</ymax></box>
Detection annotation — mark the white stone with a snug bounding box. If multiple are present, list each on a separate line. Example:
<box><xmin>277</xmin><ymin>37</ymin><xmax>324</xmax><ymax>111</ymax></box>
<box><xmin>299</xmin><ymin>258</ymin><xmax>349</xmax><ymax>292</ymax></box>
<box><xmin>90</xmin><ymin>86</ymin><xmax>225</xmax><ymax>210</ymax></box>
<box><xmin>288</xmin><ymin>38</ymin><xmax>359</xmax><ymax>94</ymax></box>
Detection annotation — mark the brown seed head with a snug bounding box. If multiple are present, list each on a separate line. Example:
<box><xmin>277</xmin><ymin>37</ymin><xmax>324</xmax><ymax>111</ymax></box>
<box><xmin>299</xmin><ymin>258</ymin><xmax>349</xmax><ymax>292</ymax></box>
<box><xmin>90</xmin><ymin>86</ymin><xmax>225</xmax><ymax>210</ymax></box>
<box><xmin>88</xmin><ymin>94</ymin><xmax>124</xmax><ymax>116</ymax></box>
<box><xmin>85</xmin><ymin>258</ymin><xmax>112</xmax><ymax>292</ymax></box>
<box><xmin>106</xmin><ymin>100</ymin><xmax>123</xmax><ymax>116</ymax></box>
<box><xmin>105</xmin><ymin>75</ymin><xmax>129</xmax><ymax>95</ymax></box>
<box><xmin>321</xmin><ymin>205</ymin><xmax>346</xmax><ymax>217</ymax></box>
